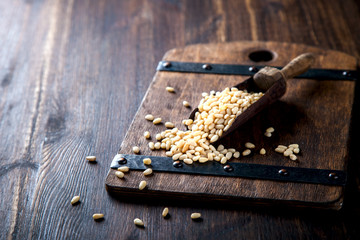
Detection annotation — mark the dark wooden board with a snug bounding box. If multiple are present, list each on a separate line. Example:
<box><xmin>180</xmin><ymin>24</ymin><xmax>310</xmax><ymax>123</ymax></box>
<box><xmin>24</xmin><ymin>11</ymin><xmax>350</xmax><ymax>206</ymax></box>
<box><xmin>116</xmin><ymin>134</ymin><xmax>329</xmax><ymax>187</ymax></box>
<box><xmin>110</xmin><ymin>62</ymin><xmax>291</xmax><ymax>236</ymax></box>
<box><xmin>106</xmin><ymin>41</ymin><xmax>357</xmax><ymax>209</ymax></box>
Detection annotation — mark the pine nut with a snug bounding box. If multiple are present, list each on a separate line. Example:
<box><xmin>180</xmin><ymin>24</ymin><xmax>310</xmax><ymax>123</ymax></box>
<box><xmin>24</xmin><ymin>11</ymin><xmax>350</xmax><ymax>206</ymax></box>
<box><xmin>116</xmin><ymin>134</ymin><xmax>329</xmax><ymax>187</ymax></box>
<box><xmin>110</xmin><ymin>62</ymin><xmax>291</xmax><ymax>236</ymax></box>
<box><xmin>220</xmin><ymin>157</ymin><xmax>228</xmax><ymax>164</ymax></box>
<box><xmin>154</xmin><ymin>142</ymin><xmax>161</xmax><ymax>149</ymax></box>
<box><xmin>289</xmin><ymin>144</ymin><xmax>299</xmax><ymax>148</ymax></box>
<box><xmin>290</xmin><ymin>154</ymin><xmax>297</xmax><ymax>161</ymax></box>
<box><xmin>266</xmin><ymin>127</ymin><xmax>275</xmax><ymax>133</ymax></box>
<box><xmin>145</xmin><ymin>114</ymin><xmax>154</xmax><ymax>121</ymax></box>
<box><xmin>283</xmin><ymin>149</ymin><xmax>292</xmax><ymax>157</ymax></box>
<box><xmin>245</xmin><ymin>142</ymin><xmax>255</xmax><ymax>149</ymax></box>
<box><xmin>133</xmin><ymin>146</ymin><xmax>140</xmax><ymax>154</ymax></box>
<box><xmin>183</xmin><ymin>101</ymin><xmax>190</xmax><ymax>107</ymax></box>
<box><xmin>134</xmin><ymin>218</ymin><xmax>144</xmax><ymax>227</ymax></box>
<box><xmin>199</xmin><ymin>157</ymin><xmax>208</xmax><ymax>163</ymax></box>
<box><xmin>162</xmin><ymin>207</ymin><xmax>169</xmax><ymax>217</ymax></box>
<box><xmin>144</xmin><ymin>131</ymin><xmax>151</xmax><ymax>139</ymax></box>
<box><xmin>153</xmin><ymin>118</ymin><xmax>162</xmax><ymax>124</ymax></box>
<box><xmin>225</xmin><ymin>152</ymin><xmax>232</xmax><ymax>159</ymax></box>
<box><xmin>191</xmin><ymin>213</ymin><xmax>201</xmax><ymax>219</ymax></box>
<box><xmin>139</xmin><ymin>181</ymin><xmax>147</xmax><ymax>190</ymax></box>
<box><xmin>71</xmin><ymin>196</ymin><xmax>80</xmax><ymax>205</ymax></box>
<box><xmin>275</xmin><ymin>147</ymin><xmax>286</xmax><ymax>153</ymax></box>
<box><xmin>86</xmin><ymin>156</ymin><xmax>96</xmax><ymax>162</ymax></box>
<box><xmin>165</xmin><ymin>122</ymin><xmax>175</xmax><ymax>128</ymax></box>
<box><xmin>242</xmin><ymin>149</ymin><xmax>251</xmax><ymax>156</ymax></box>
<box><xmin>210</xmin><ymin>135</ymin><xmax>219</xmax><ymax>143</ymax></box>
<box><xmin>115</xmin><ymin>171</ymin><xmax>124</xmax><ymax>178</ymax></box>
<box><xmin>93</xmin><ymin>214</ymin><xmax>104</xmax><ymax>220</ymax></box>
<box><xmin>143</xmin><ymin>168</ymin><xmax>153</xmax><ymax>176</ymax></box>
<box><xmin>260</xmin><ymin>148</ymin><xmax>266</xmax><ymax>155</ymax></box>
<box><xmin>233</xmin><ymin>151</ymin><xmax>240</xmax><ymax>158</ymax></box>
<box><xmin>264</xmin><ymin>132</ymin><xmax>272</xmax><ymax>137</ymax></box>
<box><xmin>156</xmin><ymin>133</ymin><xmax>162</xmax><ymax>140</ymax></box>
<box><xmin>148</xmin><ymin>142</ymin><xmax>155</xmax><ymax>150</ymax></box>
<box><xmin>166</xmin><ymin>86</ymin><xmax>175</xmax><ymax>93</ymax></box>
<box><xmin>293</xmin><ymin>148</ymin><xmax>300</xmax><ymax>154</ymax></box>
<box><xmin>118</xmin><ymin>166</ymin><xmax>129</xmax><ymax>172</ymax></box>
<box><xmin>184</xmin><ymin>158</ymin><xmax>193</xmax><ymax>164</ymax></box>
<box><xmin>143</xmin><ymin>158</ymin><xmax>152</xmax><ymax>165</ymax></box>
<box><xmin>217</xmin><ymin>144</ymin><xmax>225</xmax><ymax>151</ymax></box>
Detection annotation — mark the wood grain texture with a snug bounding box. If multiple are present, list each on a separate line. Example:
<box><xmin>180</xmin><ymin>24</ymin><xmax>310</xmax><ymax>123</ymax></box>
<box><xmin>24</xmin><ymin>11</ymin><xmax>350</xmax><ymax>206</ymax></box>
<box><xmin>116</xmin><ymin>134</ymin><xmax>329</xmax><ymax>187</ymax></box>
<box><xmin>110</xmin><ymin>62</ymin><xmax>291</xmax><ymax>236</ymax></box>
<box><xmin>0</xmin><ymin>0</ymin><xmax>360</xmax><ymax>239</ymax></box>
<box><xmin>106</xmin><ymin>41</ymin><xmax>356</xmax><ymax>209</ymax></box>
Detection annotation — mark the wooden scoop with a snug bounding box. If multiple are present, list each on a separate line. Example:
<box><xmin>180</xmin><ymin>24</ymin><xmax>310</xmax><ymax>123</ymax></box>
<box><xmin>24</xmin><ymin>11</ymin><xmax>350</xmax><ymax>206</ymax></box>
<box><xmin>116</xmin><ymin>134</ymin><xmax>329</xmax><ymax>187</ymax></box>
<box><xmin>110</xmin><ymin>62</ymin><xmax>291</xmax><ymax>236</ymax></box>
<box><xmin>188</xmin><ymin>53</ymin><xmax>315</xmax><ymax>142</ymax></box>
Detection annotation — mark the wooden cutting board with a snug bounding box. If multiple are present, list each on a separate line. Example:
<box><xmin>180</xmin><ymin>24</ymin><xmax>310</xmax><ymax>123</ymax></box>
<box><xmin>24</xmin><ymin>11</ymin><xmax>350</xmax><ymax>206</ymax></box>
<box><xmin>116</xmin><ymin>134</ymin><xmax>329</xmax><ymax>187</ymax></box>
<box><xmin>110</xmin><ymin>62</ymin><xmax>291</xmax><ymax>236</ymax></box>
<box><xmin>105</xmin><ymin>41</ymin><xmax>357</xmax><ymax>210</ymax></box>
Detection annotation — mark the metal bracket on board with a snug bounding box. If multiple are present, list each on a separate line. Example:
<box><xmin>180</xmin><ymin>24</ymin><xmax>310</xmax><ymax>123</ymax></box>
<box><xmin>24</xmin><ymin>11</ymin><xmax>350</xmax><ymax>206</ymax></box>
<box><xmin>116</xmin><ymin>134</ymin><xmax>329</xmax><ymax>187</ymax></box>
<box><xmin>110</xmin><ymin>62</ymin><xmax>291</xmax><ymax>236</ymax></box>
<box><xmin>111</xmin><ymin>154</ymin><xmax>346</xmax><ymax>186</ymax></box>
<box><xmin>157</xmin><ymin>61</ymin><xmax>358</xmax><ymax>81</ymax></box>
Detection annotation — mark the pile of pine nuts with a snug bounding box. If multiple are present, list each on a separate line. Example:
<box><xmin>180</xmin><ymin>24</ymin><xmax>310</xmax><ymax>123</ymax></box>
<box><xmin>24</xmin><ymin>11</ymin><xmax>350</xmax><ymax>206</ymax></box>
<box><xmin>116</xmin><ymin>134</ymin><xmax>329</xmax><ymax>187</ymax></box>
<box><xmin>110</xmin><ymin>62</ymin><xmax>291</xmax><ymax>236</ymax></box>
<box><xmin>145</xmin><ymin>87</ymin><xmax>264</xmax><ymax>165</ymax></box>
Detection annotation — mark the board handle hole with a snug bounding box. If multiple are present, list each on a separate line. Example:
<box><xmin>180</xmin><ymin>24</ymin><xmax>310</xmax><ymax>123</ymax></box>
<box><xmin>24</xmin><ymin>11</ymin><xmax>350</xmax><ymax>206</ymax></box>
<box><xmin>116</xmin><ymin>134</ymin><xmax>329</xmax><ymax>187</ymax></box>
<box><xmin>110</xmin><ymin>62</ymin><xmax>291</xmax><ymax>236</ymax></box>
<box><xmin>248</xmin><ymin>50</ymin><xmax>274</xmax><ymax>62</ymax></box>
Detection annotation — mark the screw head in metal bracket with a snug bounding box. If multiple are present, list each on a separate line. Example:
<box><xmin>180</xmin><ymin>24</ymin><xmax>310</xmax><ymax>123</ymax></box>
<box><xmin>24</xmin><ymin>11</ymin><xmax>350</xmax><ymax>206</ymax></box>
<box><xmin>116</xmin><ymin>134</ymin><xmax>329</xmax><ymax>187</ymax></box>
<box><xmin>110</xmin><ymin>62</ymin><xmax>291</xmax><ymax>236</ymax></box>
<box><xmin>173</xmin><ymin>161</ymin><xmax>183</xmax><ymax>168</ymax></box>
<box><xmin>202</xmin><ymin>64</ymin><xmax>212</xmax><ymax>70</ymax></box>
<box><xmin>249</xmin><ymin>66</ymin><xmax>259</xmax><ymax>73</ymax></box>
<box><xmin>328</xmin><ymin>172</ymin><xmax>339</xmax><ymax>180</ymax></box>
<box><xmin>278</xmin><ymin>169</ymin><xmax>289</xmax><ymax>176</ymax></box>
<box><xmin>118</xmin><ymin>157</ymin><xmax>127</xmax><ymax>164</ymax></box>
<box><xmin>163</xmin><ymin>61</ymin><xmax>172</xmax><ymax>68</ymax></box>
<box><xmin>223</xmin><ymin>165</ymin><xmax>234</xmax><ymax>172</ymax></box>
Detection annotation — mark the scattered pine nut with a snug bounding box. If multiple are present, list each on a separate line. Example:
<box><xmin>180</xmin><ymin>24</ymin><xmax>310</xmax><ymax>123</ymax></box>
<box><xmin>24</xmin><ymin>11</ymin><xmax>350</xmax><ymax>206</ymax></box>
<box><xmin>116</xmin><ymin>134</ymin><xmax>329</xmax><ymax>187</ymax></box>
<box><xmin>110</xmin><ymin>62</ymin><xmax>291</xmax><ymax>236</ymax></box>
<box><xmin>143</xmin><ymin>168</ymin><xmax>153</xmax><ymax>176</ymax></box>
<box><xmin>233</xmin><ymin>151</ymin><xmax>240</xmax><ymax>158</ymax></box>
<box><xmin>71</xmin><ymin>196</ymin><xmax>80</xmax><ymax>205</ymax></box>
<box><xmin>275</xmin><ymin>147</ymin><xmax>286</xmax><ymax>153</ymax></box>
<box><xmin>166</xmin><ymin>86</ymin><xmax>175</xmax><ymax>93</ymax></box>
<box><xmin>134</xmin><ymin>218</ymin><xmax>144</xmax><ymax>227</ymax></box>
<box><xmin>283</xmin><ymin>150</ymin><xmax>292</xmax><ymax>157</ymax></box>
<box><xmin>154</xmin><ymin>142</ymin><xmax>161</xmax><ymax>149</ymax></box>
<box><xmin>133</xmin><ymin>146</ymin><xmax>140</xmax><ymax>154</ymax></box>
<box><xmin>148</xmin><ymin>142</ymin><xmax>155</xmax><ymax>150</ymax></box>
<box><xmin>245</xmin><ymin>142</ymin><xmax>255</xmax><ymax>149</ymax></box>
<box><xmin>153</xmin><ymin>118</ymin><xmax>162</xmax><ymax>125</ymax></box>
<box><xmin>162</xmin><ymin>207</ymin><xmax>169</xmax><ymax>217</ymax></box>
<box><xmin>143</xmin><ymin>158</ymin><xmax>152</xmax><ymax>165</ymax></box>
<box><xmin>144</xmin><ymin>131</ymin><xmax>151</xmax><ymax>139</ymax></box>
<box><xmin>184</xmin><ymin>158</ymin><xmax>193</xmax><ymax>164</ymax></box>
<box><xmin>183</xmin><ymin>101</ymin><xmax>190</xmax><ymax>107</ymax></box>
<box><xmin>264</xmin><ymin>132</ymin><xmax>272</xmax><ymax>137</ymax></box>
<box><xmin>115</xmin><ymin>171</ymin><xmax>124</xmax><ymax>178</ymax></box>
<box><xmin>145</xmin><ymin>114</ymin><xmax>154</xmax><ymax>121</ymax></box>
<box><xmin>118</xmin><ymin>166</ymin><xmax>129</xmax><ymax>172</ymax></box>
<box><xmin>93</xmin><ymin>214</ymin><xmax>104</xmax><ymax>220</ymax></box>
<box><xmin>86</xmin><ymin>156</ymin><xmax>96</xmax><ymax>162</ymax></box>
<box><xmin>156</xmin><ymin>133</ymin><xmax>162</xmax><ymax>140</ymax></box>
<box><xmin>293</xmin><ymin>148</ymin><xmax>300</xmax><ymax>154</ymax></box>
<box><xmin>165</xmin><ymin>122</ymin><xmax>175</xmax><ymax>128</ymax></box>
<box><xmin>266</xmin><ymin>127</ymin><xmax>275</xmax><ymax>133</ymax></box>
<box><xmin>139</xmin><ymin>181</ymin><xmax>147</xmax><ymax>190</ymax></box>
<box><xmin>191</xmin><ymin>213</ymin><xmax>201</xmax><ymax>219</ymax></box>
<box><xmin>290</xmin><ymin>154</ymin><xmax>297</xmax><ymax>161</ymax></box>
<box><xmin>289</xmin><ymin>144</ymin><xmax>299</xmax><ymax>148</ymax></box>
<box><xmin>220</xmin><ymin>157</ymin><xmax>228</xmax><ymax>164</ymax></box>
<box><xmin>242</xmin><ymin>149</ymin><xmax>251</xmax><ymax>156</ymax></box>
<box><xmin>260</xmin><ymin>148</ymin><xmax>266</xmax><ymax>155</ymax></box>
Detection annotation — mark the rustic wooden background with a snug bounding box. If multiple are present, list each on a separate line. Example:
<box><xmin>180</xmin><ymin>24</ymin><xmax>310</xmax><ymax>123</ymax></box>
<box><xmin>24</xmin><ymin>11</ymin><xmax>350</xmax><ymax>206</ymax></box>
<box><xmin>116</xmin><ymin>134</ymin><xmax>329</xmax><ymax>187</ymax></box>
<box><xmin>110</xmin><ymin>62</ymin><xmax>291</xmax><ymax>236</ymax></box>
<box><xmin>1</xmin><ymin>0</ymin><xmax>359</xmax><ymax>239</ymax></box>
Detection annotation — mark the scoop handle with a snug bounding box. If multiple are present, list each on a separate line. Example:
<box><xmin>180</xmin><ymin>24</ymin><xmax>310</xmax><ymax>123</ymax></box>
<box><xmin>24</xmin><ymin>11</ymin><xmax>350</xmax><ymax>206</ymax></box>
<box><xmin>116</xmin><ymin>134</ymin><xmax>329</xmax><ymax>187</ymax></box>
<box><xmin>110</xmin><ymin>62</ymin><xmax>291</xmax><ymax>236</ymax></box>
<box><xmin>280</xmin><ymin>53</ymin><xmax>315</xmax><ymax>79</ymax></box>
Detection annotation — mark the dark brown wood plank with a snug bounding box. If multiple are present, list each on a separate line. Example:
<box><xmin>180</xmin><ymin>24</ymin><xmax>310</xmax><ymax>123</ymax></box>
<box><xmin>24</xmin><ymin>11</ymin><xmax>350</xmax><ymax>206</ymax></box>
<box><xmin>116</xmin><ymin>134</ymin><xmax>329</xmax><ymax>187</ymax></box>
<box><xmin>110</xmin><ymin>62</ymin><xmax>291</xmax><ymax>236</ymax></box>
<box><xmin>0</xmin><ymin>0</ymin><xmax>359</xmax><ymax>239</ymax></box>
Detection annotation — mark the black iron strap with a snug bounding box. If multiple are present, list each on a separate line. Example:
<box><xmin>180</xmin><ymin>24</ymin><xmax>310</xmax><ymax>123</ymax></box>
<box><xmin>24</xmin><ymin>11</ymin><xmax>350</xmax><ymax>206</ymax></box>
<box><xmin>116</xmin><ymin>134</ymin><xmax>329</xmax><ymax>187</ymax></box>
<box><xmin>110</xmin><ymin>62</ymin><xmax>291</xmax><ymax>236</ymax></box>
<box><xmin>111</xmin><ymin>154</ymin><xmax>346</xmax><ymax>186</ymax></box>
<box><xmin>157</xmin><ymin>61</ymin><xmax>358</xmax><ymax>80</ymax></box>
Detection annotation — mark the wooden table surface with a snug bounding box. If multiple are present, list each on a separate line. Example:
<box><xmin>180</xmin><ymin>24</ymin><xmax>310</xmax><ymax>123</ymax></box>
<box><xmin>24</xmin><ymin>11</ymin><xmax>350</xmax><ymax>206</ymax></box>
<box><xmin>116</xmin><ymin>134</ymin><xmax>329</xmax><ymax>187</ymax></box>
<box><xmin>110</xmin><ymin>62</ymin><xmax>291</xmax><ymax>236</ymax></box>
<box><xmin>1</xmin><ymin>0</ymin><xmax>359</xmax><ymax>239</ymax></box>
